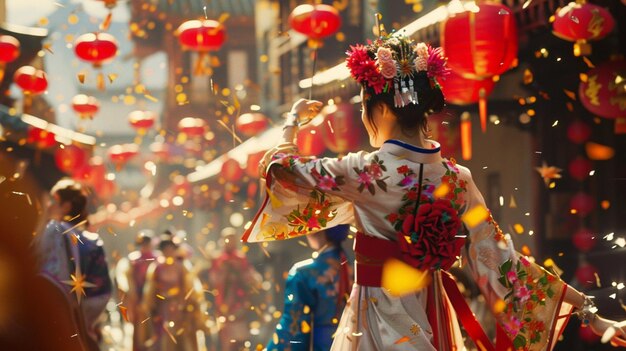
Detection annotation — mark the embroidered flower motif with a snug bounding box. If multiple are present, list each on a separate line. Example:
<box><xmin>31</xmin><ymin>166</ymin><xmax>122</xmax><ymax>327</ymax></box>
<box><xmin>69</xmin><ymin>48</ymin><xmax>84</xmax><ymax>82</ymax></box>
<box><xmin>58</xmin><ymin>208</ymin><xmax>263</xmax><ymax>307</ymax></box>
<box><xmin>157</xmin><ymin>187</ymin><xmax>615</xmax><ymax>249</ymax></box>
<box><xmin>506</xmin><ymin>271</ymin><xmax>518</xmax><ymax>284</ymax></box>
<box><xmin>354</xmin><ymin>156</ymin><xmax>388</xmax><ymax>195</ymax></box>
<box><xmin>310</xmin><ymin>165</ymin><xmax>345</xmax><ymax>192</ymax></box>
<box><xmin>497</xmin><ymin>259</ymin><xmax>561</xmax><ymax>349</ymax></box>
<box><xmin>357</xmin><ymin>172</ymin><xmax>374</xmax><ymax>186</ymax></box>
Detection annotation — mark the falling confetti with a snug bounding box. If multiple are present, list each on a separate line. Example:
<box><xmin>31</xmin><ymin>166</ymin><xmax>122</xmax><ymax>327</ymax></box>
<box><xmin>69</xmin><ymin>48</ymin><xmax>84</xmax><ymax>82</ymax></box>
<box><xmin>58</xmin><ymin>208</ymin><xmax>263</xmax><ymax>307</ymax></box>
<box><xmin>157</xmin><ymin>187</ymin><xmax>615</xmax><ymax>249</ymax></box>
<box><xmin>394</xmin><ymin>336</ymin><xmax>411</xmax><ymax>344</ymax></box>
<box><xmin>62</xmin><ymin>270</ymin><xmax>96</xmax><ymax>304</ymax></box>
<box><xmin>77</xmin><ymin>73</ymin><xmax>86</xmax><ymax>84</ymax></box>
<box><xmin>119</xmin><ymin>305</ymin><xmax>129</xmax><ymax>322</ymax></box>
<box><xmin>381</xmin><ymin>258</ymin><xmax>431</xmax><ymax>296</ymax></box>
<box><xmin>522</xmin><ymin>0</ymin><xmax>533</xmax><ymax>9</ymax></box>
<box><xmin>535</xmin><ymin>161</ymin><xmax>562</xmax><ymax>186</ymax></box>
<box><xmin>461</xmin><ymin>205</ymin><xmax>489</xmax><ymax>229</ymax></box>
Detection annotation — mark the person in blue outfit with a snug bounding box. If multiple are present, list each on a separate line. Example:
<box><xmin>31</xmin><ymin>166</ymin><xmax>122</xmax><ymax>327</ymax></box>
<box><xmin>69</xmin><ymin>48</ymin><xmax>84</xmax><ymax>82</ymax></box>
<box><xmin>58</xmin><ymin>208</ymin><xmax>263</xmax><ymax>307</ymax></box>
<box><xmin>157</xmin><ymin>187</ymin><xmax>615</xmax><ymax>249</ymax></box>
<box><xmin>267</xmin><ymin>224</ymin><xmax>353</xmax><ymax>351</ymax></box>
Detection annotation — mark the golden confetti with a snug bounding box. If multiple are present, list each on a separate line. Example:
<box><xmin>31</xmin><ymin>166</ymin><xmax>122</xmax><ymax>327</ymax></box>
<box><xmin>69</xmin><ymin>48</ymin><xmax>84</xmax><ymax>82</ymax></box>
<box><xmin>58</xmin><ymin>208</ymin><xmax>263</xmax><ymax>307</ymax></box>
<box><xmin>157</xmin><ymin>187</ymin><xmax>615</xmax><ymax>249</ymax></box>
<box><xmin>218</xmin><ymin>13</ymin><xmax>230</xmax><ymax>24</ymax></box>
<box><xmin>62</xmin><ymin>270</ymin><xmax>96</xmax><ymax>304</ymax></box>
<box><xmin>535</xmin><ymin>161</ymin><xmax>562</xmax><ymax>186</ymax></box>
<box><xmin>493</xmin><ymin>299</ymin><xmax>506</xmax><ymax>314</ymax></box>
<box><xmin>156</xmin><ymin>294</ymin><xmax>165</xmax><ymax>300</ymax></box>
<box><xmin>523</xmin><ymin>69</ymin><xmax>533</xmax><ymax>84</ymax></box>
<box><xmin>301</xmin><ymin>320</ymin><xmax>311</xmax><ymax>333</ymax></box>
<box><xmin>521</xmin><ymin>245</ymin><xmax>531</xmax><ymax>256</ymax></box>
<box><xmin>509</xmin><ymin>195</ymin><xmax>517</xmax><ymax>208</ymax></box>
<box><xmin>107</xmin><ymin>74</ymin><xmax>118</xmax><ymax>83</ymax></box>
<box><xmin>119</xmin><ymin>306</ymin><xmax>129</xmax><ymax>322</ymax></box>
<box><xmin>144</xmin><ymin>94</ymin><xmax>159</xmax><ymax>102</ymax></box>
<box><xmin>586</xmin><ymin>142</ymin><xmax>614</xmax><ymax>160</ymax></box>
<box><xmin>433</xmin><ymin>183</ymin><xmax>450</xmax><ymax>198</ymax></box>
<box><xmin>381</xmin><ymin>258</ymin><xmax>431</xmax><ymax>296</ymax></box>
<box><xmin>563</xmin><ymin>89</ymin><xmax>577</xmax><ymax>100</ymax></box>
<box><xmin>77</xmin><ymin>73</ymin><xmax>86</xmax><ymax>84</ymax></box>
<box><xmin>513</xmin><ymin>223</ymin><xmax>524</xmax><ymax>234</ymax></box>
<box><xmin>164</xmin><ymin>324</ymin><xmax>177</xmax><ymax>344</ymax></box>
<box><xmin>461</xmin><ymin>205</ymin><xmax>489</xmax><ymax>229</ymax></box>
<box><xmin>100</xmin><ymin>13</ymin><xmax>113</xmax><ymax>31</ymax></box>
<box><xmin>582</xmin><ymin>56</ymin><xmax>595</xmax><ymax>68</ymax></box>
<box><xmin>394</xmin><ymin>336</ymin><xmax>411</xmax><ymax>344</ymax></box>
<box><xmin>184</xmin><ymin>288</ymin><xmax>194</xmax><ymax>301</ymax></box>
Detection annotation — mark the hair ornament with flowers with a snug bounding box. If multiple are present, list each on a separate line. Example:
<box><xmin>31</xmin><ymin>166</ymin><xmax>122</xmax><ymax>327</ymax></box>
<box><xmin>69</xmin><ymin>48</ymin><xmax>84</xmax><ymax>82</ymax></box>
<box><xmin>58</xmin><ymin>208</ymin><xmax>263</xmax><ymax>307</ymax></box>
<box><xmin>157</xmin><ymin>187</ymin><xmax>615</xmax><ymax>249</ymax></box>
<box><xmin>346</xmin><ymin>33</ymin><xmax>449</xmax><ymax>108</ymax></box>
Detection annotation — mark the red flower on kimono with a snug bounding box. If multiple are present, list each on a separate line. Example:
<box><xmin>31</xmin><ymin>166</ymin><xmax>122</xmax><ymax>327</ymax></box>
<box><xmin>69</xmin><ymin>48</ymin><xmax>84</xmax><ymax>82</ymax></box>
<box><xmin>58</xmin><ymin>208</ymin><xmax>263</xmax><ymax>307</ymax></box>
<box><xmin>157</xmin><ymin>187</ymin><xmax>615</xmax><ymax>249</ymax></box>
<box><xmin>397</xmin><ymin>198</ymin><xmax>465</xmax><ymax>271</ymax></box>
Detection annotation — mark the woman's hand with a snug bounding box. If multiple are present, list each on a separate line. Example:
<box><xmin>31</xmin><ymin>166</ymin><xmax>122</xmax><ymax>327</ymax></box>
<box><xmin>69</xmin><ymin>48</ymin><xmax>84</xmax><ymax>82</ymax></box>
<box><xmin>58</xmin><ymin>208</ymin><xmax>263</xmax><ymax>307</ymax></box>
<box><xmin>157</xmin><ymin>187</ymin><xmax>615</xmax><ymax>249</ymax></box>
<box><xmin>289</xmin><ymin>98</ymin><xmax>323</xmax><ymax>126</ymax></box>
<box><xmin>589</xmin><ymin>315</ymin><xmax>626</xmax><ymax>347</ymax></box>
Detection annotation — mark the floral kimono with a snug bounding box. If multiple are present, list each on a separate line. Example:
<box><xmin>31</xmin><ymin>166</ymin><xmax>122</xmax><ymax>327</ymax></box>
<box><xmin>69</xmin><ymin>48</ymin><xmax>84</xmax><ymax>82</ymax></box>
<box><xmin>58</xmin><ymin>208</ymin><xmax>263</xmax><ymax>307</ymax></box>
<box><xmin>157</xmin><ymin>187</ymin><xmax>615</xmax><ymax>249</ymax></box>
<box><xmin>243</xmin><ymin>139</ymin><xmax>573</xmax><ymax>351</ymax></box>
<box><xmin>267</xmin><ymin>246</ymin><xmax>352</xmax><ymax>351</ymax></box>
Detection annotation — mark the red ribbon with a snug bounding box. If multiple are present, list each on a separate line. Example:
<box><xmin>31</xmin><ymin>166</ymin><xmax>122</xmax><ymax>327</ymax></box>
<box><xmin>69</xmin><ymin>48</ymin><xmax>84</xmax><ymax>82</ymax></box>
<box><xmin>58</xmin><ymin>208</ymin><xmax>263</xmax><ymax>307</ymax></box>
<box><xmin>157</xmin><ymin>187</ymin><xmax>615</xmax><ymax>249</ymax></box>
<box><xmin>354</xmin><ymin>232</ymin><xmax>514</xmax><ymax>351</ymax></box>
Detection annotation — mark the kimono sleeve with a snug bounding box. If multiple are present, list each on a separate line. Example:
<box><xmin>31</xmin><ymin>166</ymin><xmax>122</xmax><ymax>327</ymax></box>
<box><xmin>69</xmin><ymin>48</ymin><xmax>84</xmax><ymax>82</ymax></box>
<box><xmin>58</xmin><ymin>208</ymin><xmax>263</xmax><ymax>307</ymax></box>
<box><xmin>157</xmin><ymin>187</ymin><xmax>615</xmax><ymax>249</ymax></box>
<box><xmin>266</xmin><ymin>269</ymin><xmax>314</xmax><ymax>351</ymax></box>
<box><xmin>460</xmin><ymin>168</ymin><xmax>573</xmax><ymax>351</ymax></box>
<box><xmin>242</xmin><ymin>152</ymin><xmax>366</xmax><ymax>243</ymax></box>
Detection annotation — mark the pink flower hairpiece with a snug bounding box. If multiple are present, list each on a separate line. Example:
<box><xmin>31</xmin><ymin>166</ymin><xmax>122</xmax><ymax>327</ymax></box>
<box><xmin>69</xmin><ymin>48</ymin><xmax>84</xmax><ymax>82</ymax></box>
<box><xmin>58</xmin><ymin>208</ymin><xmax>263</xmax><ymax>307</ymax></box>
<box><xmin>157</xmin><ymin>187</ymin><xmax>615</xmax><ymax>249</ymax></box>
<box><xmin>345</xmin><ymin>35</ymin><xmax>449</xmax><ymax>107</ymax></box>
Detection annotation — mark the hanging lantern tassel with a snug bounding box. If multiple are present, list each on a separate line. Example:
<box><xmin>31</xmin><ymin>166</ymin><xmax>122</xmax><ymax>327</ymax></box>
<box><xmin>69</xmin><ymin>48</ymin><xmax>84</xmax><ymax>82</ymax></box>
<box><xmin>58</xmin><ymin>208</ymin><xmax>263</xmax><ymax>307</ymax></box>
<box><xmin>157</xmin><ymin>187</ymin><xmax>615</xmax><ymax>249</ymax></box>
<box><xmin>573</xmin><ymin>39</ymin><xmax>591</xmax><ymax>57</ymax></box>
<box><xmin>194</xmin><ymin>52</ymin><xmax>213</xmax><ymax>75</ymax></box>
<box><xmin>0</xmin><ymin>62</ymin><xmax>5</xmax><ymax>82</ymax></box>
<box><xmin>461</xmin><ymin>112</ymin><xmax>472</xmax><ymax>160</ymax></box>
<box><xmin>478</xmin><ymin>88</ymin><xmax>487</xmax><ymax>133</ymax></box>
<box><xmin>97</xmin><ymin>72</ymin><xmax>105</xmax><ymax>91</ymax></box>
<box><xmin>23</xmin><ymin>93</ymin><xmax>32</xmax><ymax>114</ymax></box>
<box><xmin>615</xmin><ymin>118</ymin><xmax>626</xmax><ymax>134</ymax></box>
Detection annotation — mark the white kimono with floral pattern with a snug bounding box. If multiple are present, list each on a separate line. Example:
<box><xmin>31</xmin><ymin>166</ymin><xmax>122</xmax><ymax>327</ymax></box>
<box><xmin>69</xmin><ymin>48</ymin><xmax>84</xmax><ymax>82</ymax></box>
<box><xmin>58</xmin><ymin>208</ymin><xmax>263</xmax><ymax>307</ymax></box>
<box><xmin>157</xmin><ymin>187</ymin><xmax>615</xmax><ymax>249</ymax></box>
<box><xmin>243</xmin><ymin>139</ymin><xmax>573</xmax><ymax>351</ymax></box>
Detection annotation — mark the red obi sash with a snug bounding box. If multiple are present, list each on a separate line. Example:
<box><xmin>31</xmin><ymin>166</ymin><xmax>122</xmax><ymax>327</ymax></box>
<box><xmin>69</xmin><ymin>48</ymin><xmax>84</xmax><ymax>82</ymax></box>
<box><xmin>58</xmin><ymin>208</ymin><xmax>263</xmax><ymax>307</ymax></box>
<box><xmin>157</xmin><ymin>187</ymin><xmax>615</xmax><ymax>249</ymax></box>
<box><xmin>354</xmin><ymin>232</ymin><xmax>514</xmax><ymax>351</ymax></box>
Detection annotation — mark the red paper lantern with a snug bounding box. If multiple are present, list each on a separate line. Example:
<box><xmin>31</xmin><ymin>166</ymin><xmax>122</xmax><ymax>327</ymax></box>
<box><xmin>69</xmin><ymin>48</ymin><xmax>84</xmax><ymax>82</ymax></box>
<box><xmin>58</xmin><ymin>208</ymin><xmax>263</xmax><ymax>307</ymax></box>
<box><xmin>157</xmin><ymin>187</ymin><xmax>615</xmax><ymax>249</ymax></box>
<box><xmin>428</xmin><ymin>111</ymin><xmax>461</xmax><ymax>158</ymax></box>
<box><xmin>128</xmin><ymin>110</ymin><xmax>156</xmax><ymax>133</ymax></box>
<box><xmin>150</xmin><ymin>141</ymin><xmax>170</xmax><ymax>160</ymax></box>
<box><xmin>72</xmin><ymin>156</ymin><xmax>106</xmax><ymax>185</ymax></box>
<box><xmin>27</xmin><ymin>127</ymin><xmax>56</xmax><ymax>148</ymax></box>
<box><xmin>439</xmin><ymin>71</ymin><xmax>495</xmax><ymax>132</ymax></box>
<box><xmin>578</xmin><ymin>324</ymin><xmax>600</xmax><ymax>344</ymax></box>
<box><xmin>321</xmin><ymin>103</ymin><xmax>361</xmax><ymax>154</ymax></box>
<box><xmin>570</xmin><ymin>192</ymin><xmax>595</xmax><ymax>216</ymax></box>
<box><xmin>573</xmin><ymin>227</ymin><xmax>596</xmax><ymax>252</ymax></box>
<box><xmin>95</xmin><ymin>179</ymin><xmax>117</xmax><ymax>200</ymax></box>
<box><xmin>553</xmin><ymin>2</ymin><xmax>615</xmax><ymax>56</ymax></box>
<box><xmin>567</xmin><ymin>120</ymin><xmax>591</xmax><ymax>144</ymax></box>
<box><xmin>575</xmin><ymin>263</ymin><xmax>598</xmax><ymax>288</ymax></box>
<box><xmin>296</xmin><ymin>121</ymin><xmax>326</xmax><ymax>156</ymax></box>
<box><xmin>74</xmin><ymin>32</ymin><xmax>118</xmax><ymax>67</ymax></box>
<box><xmin>441</xmin><ymin>2</ymin><xmax>518</xmax><ymax>78</ymax></box>
<box><xmin>236</xmin><ymin>113</ymin><xmax>269</xmax><ymax>137</ymax></box>
<box><xmin>0</xmin><ymin>35</ymin><xmax>20</xmax><ymax>63</ymax></box>
<box><xmin>0</xmin><ymin>35</ymin><xmax>20</xmax><ymax>81</ymax></box>
<box><xmin>247</xmin><ymin>181</ymin><xmax>259</xmax><ymax>198</ymax></box>
<box><xmin>71</xmin><ymin>94</ymin><xmax>100</xmax><ymax>120</ymax></box>
<box><xmin>221</xmin><ymin>158</ymin><xmax>243</xmax><ymax>182</ymax></box>
<box><xmin>579</xmin><ymin>59</ymin><xmax>626</xmax><ymax>119</ymax></box>
<box><xmin>55</xmin><ymin>145</ymin><xmax>87</xmax><ymax>173</ymax></box>
<box><xmin>108</xmin><ymin>144</ymin><xmax>139</xmax><ymax>167</ymax></box>
<box><xmin>178</xmin><ymin>117</ymin><xmax>207</xmax><ymax>137</ymax></box>
<box><xmin>568</xmin><ymin>156</ymin><xmax>592</xmax><ymax>181</ymax></box>
<box><xmin>289</xmin><ymin>4</ymin><xmax>341</xmax><ymax>47</ymax></box>
<box><xmin>97</xmin><ymin>0</ymin><xmax>117</xmax><ymax>9</ymax></box>
<box><xmin>14</xmin><ymin>66</ymin><xmax>48</xmax><ymax>95</ymax></box>
<box><xmin>177</xmin><ymin>20</ymin><xmax>226</xmax><ymax>52</ymax></box>
<box><xmin>245</xmin><ymin>151</ymin><xmax>266</xmax><ymax>178</ymax></box>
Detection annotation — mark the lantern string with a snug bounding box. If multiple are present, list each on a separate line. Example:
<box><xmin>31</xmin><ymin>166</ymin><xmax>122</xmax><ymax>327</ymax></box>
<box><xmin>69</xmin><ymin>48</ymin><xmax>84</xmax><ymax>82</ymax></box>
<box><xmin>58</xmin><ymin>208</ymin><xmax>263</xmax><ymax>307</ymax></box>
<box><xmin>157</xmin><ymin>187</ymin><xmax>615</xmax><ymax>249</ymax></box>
<box><xmin>309</xmin><ymin>47</ymin><xmax>318</xmax><ymax>100</ymax></box>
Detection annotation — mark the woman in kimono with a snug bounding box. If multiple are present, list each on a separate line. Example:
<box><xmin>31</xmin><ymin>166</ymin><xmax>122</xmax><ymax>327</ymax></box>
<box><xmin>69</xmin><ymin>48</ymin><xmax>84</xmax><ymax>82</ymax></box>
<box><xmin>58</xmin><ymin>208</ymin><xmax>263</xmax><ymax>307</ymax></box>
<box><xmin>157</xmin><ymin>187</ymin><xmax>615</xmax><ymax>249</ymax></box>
<box><xmin>266</xmin><ymin>224</ymin><xmax>353</xmax><ymax>351</ymax></box>
<box><xmin>243</xmin><ymin>33</ymin><xmax>626</xmax><ymax>350</ymax></box>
